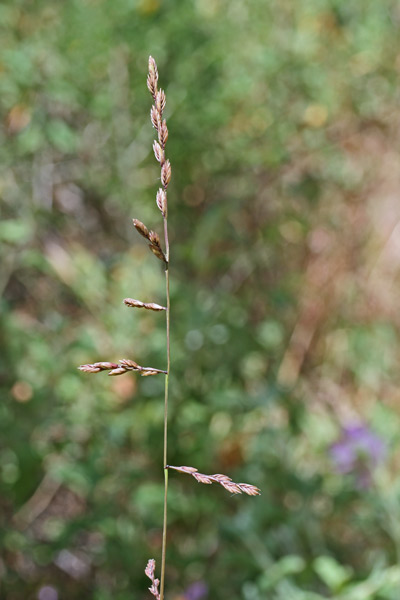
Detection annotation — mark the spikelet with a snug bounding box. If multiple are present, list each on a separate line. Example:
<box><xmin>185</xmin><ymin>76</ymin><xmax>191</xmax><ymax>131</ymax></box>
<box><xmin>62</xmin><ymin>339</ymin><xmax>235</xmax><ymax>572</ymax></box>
<box><xmin>156</xmin><ymin>189</ymin><xmax>167</xmax><ymax>217</ymax></box>
<box><xmin>161</xmin><ymin>160</ymin><xmax>171</xmax><ymax>189</ymax></box>
<box><xmin>155</xmin><ymin>89</ymin><xmax>166</xmax><ymax>115</ymax></box>
<box><xmin>147</xmin><ymin>56</ymin><xmax>158</xmax><ymax>99</ymax></box>
<box><xmin>150</xmin><ymin>106</ymin><xmax>161</xmax><ymax>130</ymax></box>
<box><xmin>148</xmin><ymin>230</ymin><xmax>167</xmax><ymax>262</ymax></box>
<box><xmin>158</xmin><ymin>120</ymin><xmax>168</xmax><ymax>147</ymax></box>
<box><xmin>131</xmin><ymin>219</ymin><xmax>167</xmax><ymax>263</ymax></box>
<box><xmin>132</xmin><ymin>219</ymin><xmax>150</xmax><ymax>239</ymax></box>
<box><xmin>78</xmin><ymin>362</ymin><xmax>118</xmax><ymax>373</ymax></box>
<box><xmin>153</xmin><ymin>140</ymin><xmax>165</xmax><ymax>164</ymax></box>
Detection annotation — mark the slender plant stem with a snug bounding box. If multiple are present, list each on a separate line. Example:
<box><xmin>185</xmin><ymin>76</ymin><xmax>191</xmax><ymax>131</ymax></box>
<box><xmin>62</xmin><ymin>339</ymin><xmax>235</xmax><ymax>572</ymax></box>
<box><xmin>160</xmin><ymin>215</ymin><xmax>170</xmax><ymax>600</ymax></box>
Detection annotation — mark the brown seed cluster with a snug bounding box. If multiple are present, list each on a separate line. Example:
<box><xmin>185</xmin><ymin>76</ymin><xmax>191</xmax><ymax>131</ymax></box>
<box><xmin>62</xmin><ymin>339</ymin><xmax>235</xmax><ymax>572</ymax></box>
<box><xmin>147</xmin><ymin>56</ymin><xmax>171</xmax><ymax>217</ymax></box>
<box><xmin>132</xmin><ymin>56</ymin><xmax>170</xmax><ymax>263</ymax></box>
<box><xmin>145</xmin><ymin>559</ymin><xmax>160</xmax><ymax>600</ymax></box>
<box><xmin>78</xmin><ymin>360</ymin><xmax>167</xmax><ymax>377</ymax></box>
<box><xmin>124</xmin><ymin>298</ymin><xmax>166</xmax><ymax>311</ymax></box>
<box><xmin>167</xmin><ymin>465</ymin><xmax>261</xmax><ymax>496</ymax></box>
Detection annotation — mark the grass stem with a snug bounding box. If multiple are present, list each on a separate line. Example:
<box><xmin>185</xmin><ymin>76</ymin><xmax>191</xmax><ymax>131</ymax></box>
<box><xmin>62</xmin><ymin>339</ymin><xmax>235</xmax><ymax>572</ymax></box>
<box><xmin>160</xmin><ymin>215</ymin><xmax>170</xmax><ymax>600</ymax></box>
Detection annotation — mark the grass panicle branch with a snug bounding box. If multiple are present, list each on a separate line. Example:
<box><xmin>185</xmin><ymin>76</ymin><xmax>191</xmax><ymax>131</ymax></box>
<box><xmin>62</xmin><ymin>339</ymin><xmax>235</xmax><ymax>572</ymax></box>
<box><xmin>123</xmin><ymin>298</ymin><xmax>166</xmax><ymax>311</ymax></box>
<box><xmin>78</xmin><ymin>361</ymin><xmax>167</xmax><ymax>377</ymax></box>
<box><xmin>167</xmin><ymin>465</ymin><xmax>261</xmax><ymax>496</ymax></box>
<box><xmin>145</xmin><ymin>559</ymin><xmax>160</xmax><ymax>600</ymax></box>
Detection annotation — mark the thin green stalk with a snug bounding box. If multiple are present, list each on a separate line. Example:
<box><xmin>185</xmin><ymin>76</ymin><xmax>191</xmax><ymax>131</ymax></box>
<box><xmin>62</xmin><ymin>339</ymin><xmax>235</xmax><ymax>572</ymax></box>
<box><xmin>160</xmin><ymin>215</ymin><xmax>170</xmax><ymax>600</ymax></box>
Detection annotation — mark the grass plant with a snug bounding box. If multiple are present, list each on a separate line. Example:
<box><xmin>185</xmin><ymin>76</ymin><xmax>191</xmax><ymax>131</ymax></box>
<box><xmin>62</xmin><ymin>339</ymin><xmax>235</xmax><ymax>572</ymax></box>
<box><xmin>79</xmin><ymin>56</ymin><xmax>260</xmax><ymax>600</ymax></box>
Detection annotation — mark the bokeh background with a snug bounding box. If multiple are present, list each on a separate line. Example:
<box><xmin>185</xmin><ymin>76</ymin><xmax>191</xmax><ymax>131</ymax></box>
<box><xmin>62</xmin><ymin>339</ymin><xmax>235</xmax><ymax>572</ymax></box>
<box><xmin>2</xmin><ymin>1</ymin><xmax>400</xmax><ymax>598</ymax></box>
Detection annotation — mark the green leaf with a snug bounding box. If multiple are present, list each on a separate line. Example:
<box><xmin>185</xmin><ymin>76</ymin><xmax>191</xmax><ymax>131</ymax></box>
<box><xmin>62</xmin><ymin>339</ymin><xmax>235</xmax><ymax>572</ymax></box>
<box><xmin>314</xmin><ymin>556</ymin><xmax>352</xmax><ymax>592</ymax></box>
<box><xmin>46</xmin><ymin>119</ymin><xmax>77</xmax><ymax>153</ymax></box>
<box><xmin>0</xmin><ymin>219</ymin><xmax>33</xmax><ymax>244</ymax></box>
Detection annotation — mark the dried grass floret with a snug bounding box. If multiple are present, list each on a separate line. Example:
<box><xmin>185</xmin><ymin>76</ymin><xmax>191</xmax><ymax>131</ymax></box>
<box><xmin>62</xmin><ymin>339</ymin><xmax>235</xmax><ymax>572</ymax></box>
<box><xmin>161</xmin><ymin>160</ymin><xmax>171</xmax><ymax>189</ymax></box>
<box><xmin>153</xmin><ymin>140</ymin><xmax>164</xmax><ymax>164</ymax></box>
<box><xmin>147</xmin><ymin>56</ymin><xmax>158</xmax><ymax>100</ymax></box>
<box><xmin>132</xmin><ymin>218</ymin><xmax>150</xmax><ymax>239</ymax></box>
<box><xmin>148</xmin><ymin>56</ymin><xmax>158</xmax><ymax>81</ymax></box>
<box><xmin>150</xmin><ymin>106</ymin><xmax>161</xmax><ymax>130</ymax></box>
<box><xmin>155</xmin><ymin>89</ymin><xmax>166</xmax><ymax>114</ymax></box>
<box><xmin>156</xmin><ymin>189</ymin><xmax>167</xmax><ymax>217</ymax></box>
<box><xmin>158</xmin><ymin>120</ymin><xmax>168</xmax><ymax>147</ymax></box>
<box><xmin>78</xmin><ymin>362</ymin><xmax>118</xmax><ymax>373</ymax></box>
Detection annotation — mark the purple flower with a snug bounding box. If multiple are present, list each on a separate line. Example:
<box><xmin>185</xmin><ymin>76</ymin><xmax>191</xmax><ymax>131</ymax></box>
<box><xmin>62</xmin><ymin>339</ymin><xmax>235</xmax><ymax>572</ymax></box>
<box><xmin>184</xmin><ymin>581</ymin><xmax>208</xmax><ymax>600</ymax></box>
<box><xmin>38</xmin><ymin>587</ymin><xmax>58</xmax><ymax>600</ymax></box>
<box><xmin>330</xmin><ymin>423</ymin><xmax>386</xmax><ymax>487</ymax></box>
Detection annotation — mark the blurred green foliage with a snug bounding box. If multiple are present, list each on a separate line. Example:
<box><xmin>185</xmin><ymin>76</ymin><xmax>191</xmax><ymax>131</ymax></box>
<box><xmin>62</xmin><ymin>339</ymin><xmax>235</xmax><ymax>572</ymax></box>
<box><xmin>2</xmin><ymin>0</ymin><xmax>400</xmax><ymax>598</ymax></box>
